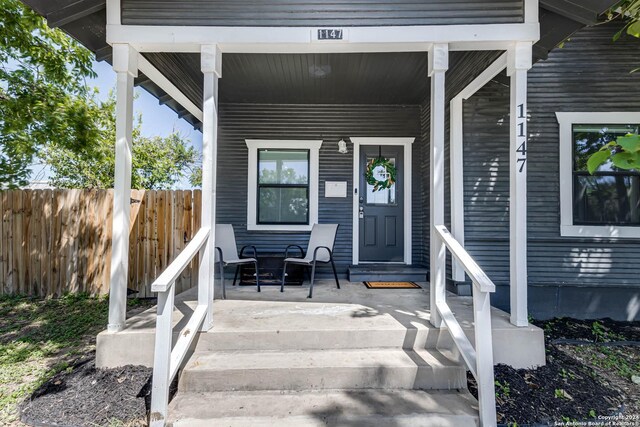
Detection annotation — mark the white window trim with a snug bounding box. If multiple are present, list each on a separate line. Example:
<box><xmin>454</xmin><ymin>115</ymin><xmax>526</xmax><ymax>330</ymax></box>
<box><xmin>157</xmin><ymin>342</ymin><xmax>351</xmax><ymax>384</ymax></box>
<box><xmin>245</xmin><ymin>139</ymin><xmax>322</xmax><ymax>231</ymax></box>
<box><xmin>556</xmin><ymin>112</ymin><xmax>640</xmax><ymax>239</ymax></box>
<box><xmin>351</xmin><ymin>137</ymin><xmax>414</xmax><ymax>265</ymax></box>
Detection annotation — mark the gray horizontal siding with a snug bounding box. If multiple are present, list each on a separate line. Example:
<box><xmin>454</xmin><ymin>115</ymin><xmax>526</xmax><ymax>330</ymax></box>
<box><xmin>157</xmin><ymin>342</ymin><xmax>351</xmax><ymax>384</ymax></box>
<box><xmin>419</xmin><ymin>51</ymin><xmax>505</xmax><ymax>283</ymax></box>
<box><xmin>122</xmin><ymin>0</ymin><xmax>523</xmax><ymax>26</ymax></box>
<box><xmin>458</xmin><ymin>22</ymin><xmax>640</xmax><ymax>317</ymax></box>
<box><xmin>215</xmin><ymin>103</ymin><xmax>422</xmax><ymax>275</ymax></box>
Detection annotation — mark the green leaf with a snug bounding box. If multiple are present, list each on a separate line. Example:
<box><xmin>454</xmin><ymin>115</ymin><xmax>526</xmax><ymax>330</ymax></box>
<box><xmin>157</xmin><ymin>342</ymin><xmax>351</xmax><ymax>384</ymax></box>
<box><xmin>611</xmin><ymin>151</ymin><xmax>640</xmax><ymax>170</ymax></box>
<box><xmin>587</xmin><ymin>150</ymin><xmax>611</xmax><ymax>174</ymax></box>
<box><xmin>627</xmin><ymin>20</ymin><xmax>640</xmax><ymax>38</ymax></box>
<box><xmin>617</xmin><ymin>134</ymin><xmax>640</xmax><ymax>152</ymax></box>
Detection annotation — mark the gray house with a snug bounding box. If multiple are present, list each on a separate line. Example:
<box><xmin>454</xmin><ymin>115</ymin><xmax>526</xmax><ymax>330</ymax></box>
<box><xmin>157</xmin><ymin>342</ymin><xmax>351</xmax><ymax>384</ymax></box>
<box><xmin>20</xmin><ymin>0</ymin><xmax>639</xmax><ymax>425</ymax></box>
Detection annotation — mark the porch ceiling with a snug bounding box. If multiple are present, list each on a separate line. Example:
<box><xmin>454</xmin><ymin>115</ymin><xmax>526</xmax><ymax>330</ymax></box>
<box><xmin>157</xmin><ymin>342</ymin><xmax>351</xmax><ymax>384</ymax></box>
<box><xmin>20</xmin><ymin>0</ymin><xmax>621</xmax><ymax>129</ymax></box>
<box><xmin>143</xmin><ymin>52</ymin><xmax>429</xmax><ymax>106</ymax></box>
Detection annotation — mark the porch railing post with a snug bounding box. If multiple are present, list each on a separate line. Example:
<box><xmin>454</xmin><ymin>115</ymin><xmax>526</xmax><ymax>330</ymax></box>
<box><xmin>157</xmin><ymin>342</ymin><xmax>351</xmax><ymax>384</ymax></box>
<box><xmin>473</xmin><ymin>289</ymin><xmax>498</xmax><ymax>425</ymax></box>
<box><xmin>507</xmin><ymin>42</ymin><xmax>532</xmax><ymax>327</ymax></box>
<box><xmin>199</xmin><ymin>44</ymin><xmax>221</xmax><ymax>330</ymax></box>
<box><xmin>107</xmin><ymin>44</ymin><xmax>137</xmax><ymax>332</ymax></box>
<box><xmin>428</xmin><ymin>43</ymin><xmax>449</xmax><ymax>328</ymax></box>
<box><xmin>149</xmin><ymin>286</ymin><xmax>175</xmax><ymax>426</ymax></box>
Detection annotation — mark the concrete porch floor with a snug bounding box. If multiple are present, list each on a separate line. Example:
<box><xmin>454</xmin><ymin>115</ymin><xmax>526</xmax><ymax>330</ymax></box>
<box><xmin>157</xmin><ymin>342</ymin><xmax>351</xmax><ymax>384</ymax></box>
<box><xmin>96</xmin><ymin>280</ymin><xmax>545</xmax><ymax>369</ymax></box>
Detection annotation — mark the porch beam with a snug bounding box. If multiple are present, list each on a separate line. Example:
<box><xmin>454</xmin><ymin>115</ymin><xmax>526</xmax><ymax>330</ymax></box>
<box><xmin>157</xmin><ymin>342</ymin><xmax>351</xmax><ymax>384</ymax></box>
<box><xmin>137</xmin><ymin>54</ymin><xmax>204</xmax><ymax>122</ymax></box>
<box><xmin>199</xmin><ymin>44</ymin><xmax>222</xmax><ymax>331</ymax></box>
<box><xmin>450</xmin><ymin>53</ymin><xmax>508</xmax><ymax>283</ymax></box>
<box><xmin>429</xmin><ymin>43</ymin><xmax>448</xmax><ymax>328</ymax></box>
<box><xmin>507</xmin><ymin>42</ymin><xmax>532</xmax><ymax>327</ymax></box>
<box><xmin>107</xmin><ymin>44</ymin><xmax>137</xmax><ymax>332</ymax></box>
<box><xmin>106</xmin><ymin>23</ymin><xmax>539</xmax><ymax>54</ymax></box>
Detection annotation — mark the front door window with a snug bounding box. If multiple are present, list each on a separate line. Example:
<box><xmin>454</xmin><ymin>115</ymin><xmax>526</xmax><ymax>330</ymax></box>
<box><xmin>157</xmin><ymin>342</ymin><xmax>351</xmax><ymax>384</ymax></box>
<box><xmin>365</xmin><ymin>157</ymin><xmax>396</xmax><ymax>205</ymax></box>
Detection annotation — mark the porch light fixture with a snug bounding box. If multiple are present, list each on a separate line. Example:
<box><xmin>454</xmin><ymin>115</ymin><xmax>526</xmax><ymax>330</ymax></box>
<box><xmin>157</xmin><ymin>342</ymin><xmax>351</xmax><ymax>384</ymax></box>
<box><xmin>337</xmin><ymin>139</ymin><xmax>348</xmax><ymax>154</ymax></box>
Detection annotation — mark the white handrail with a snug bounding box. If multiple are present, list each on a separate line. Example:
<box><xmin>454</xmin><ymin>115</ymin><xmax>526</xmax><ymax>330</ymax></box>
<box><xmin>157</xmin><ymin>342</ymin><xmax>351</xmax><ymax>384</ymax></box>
<box><xmin>435</xmin><ymin>225</ymin><xmax>495</xmax><ymax>293</ymax></box>
<box><xmin>151</xmin><ymin>227</ymin><xmax>210</xmax><ymax>292</ymax></box>
<box><xmin>149</xmin><ymin>226</ymin><xmax>211</xmax><ymax>427</ymax></box>
<box><xmin>434</xmin><ymin>224</ymin><xmax>497</xmax><ymax>427</ymax></box>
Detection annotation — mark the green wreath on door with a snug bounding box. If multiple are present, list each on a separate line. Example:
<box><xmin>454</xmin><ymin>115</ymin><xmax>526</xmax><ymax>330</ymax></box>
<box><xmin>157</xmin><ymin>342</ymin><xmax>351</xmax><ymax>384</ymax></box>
<box><xmin>365</xmin><ymin>157</ymin><xmax>397</xmax><ymax>192</ymax></box>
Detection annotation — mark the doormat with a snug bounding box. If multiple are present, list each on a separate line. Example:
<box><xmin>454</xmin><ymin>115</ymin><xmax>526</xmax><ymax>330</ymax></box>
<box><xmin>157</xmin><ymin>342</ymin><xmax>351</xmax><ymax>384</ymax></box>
<box><xmin>363</xmin><ymin>281</ymin><xmax>421</xmax><ymax>289</ymax></box>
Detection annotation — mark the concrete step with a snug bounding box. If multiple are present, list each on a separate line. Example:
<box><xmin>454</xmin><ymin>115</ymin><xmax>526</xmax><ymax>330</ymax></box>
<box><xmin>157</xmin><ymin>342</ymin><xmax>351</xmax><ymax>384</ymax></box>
<box><xmin>194</xmin><ymin>299</ymin><xmax>444</xmax><ymax>352</ymax></box>
<box><xmin>168</xmin><ymin>389</ymin><xmax>479</xmax><ymax>427</ymax></box>
<box><xmin>179</xmin><ymin>348</ymin><xmax>466</xmax><ymax>392</ymax></box>
<box><xmin>348</xmin><ymin>265</ymin><xmax>428</xmax><ymax>282</ymax></box>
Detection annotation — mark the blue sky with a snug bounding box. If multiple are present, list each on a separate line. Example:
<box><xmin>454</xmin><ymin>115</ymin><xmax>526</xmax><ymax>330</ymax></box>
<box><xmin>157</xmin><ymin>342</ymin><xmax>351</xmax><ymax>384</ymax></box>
<box><xmin>30</xmin><ymin>60</ymin><xmax>203</xmax><ymax>189</ymax></box>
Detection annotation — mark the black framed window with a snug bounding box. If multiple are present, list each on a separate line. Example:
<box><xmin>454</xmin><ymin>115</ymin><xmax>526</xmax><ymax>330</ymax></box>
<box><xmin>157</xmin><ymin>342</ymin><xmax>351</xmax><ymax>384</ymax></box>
<box><xmin>257</xmin><ymin>149</ymin><xmax>310</xmax><ymax>224</ymax></box>
<box><xmin>573</xmin><ymin>124</ymin><xmax>640</xmax><ymax>226</ymax></box>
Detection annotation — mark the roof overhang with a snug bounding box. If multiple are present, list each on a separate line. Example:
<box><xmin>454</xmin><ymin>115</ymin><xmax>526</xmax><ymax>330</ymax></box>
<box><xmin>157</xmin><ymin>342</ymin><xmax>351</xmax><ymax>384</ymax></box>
<box><xmin>18</xmin><ymin>0</ymin><xmax>620</xmax><ymax>130</ymax></box>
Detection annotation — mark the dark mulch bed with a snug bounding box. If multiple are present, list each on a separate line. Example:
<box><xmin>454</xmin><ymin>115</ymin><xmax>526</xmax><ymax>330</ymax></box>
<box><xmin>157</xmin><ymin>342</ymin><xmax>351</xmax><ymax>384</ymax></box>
<box><xmin>534</xmin><ymin>317</ymin><xmax>640</xmax><ymax>343</ymax></box>
<box><xmin>20</xmin><ymin>353</ymin><xmax>153</xmax><ymax>427</ymax></box>
<box><xmin>469</xmin><ymin>345</ymin><xmax>623</xmax><ymax>426</ymax></box>
<box><xmin>469</xmin><ymin>318</ymin><xmax>640</xmax><ymax>426</ymax></box>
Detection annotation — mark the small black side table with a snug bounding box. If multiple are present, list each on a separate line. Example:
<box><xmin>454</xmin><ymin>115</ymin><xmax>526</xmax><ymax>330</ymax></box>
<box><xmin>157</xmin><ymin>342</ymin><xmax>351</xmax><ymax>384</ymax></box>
<box><xmin>238</xmin><ymin>252</ymin><xmax>304</xmax><ymax>286</ymax></box>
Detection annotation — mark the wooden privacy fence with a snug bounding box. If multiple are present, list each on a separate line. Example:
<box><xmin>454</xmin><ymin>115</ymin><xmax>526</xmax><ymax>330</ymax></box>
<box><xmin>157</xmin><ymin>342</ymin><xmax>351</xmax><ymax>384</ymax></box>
<box><xmin>0</xmin><ymin>189</ymin><xmax>202</xmax><ymax>298</ymax></box>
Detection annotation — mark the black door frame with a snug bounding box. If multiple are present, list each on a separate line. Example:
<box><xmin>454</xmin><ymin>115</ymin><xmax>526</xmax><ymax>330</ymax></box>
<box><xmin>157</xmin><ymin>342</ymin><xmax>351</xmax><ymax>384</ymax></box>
<box><xmin>351</xmin><ymin>137</ymin><xmax>414</xmax><ymax>265</ymax></box>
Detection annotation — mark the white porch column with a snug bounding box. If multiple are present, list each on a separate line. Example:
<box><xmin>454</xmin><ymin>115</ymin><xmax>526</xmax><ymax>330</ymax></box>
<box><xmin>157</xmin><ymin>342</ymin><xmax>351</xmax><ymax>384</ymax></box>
<box><xmin>507</xmin><ymin>42</ymin><xmax>532</xmax><ymax>327</ymax></box>
<box><xmin>449</xmin><ymin>97</ymin><xmax>466</xmax><ymax>283</ymax></box>
<box><xmin>199</xmin><ymin>45</ymin><xmax>221</xmax><ymax>330</ymax></box>
<box><xmin>429</xmin><ymin>43</ymin><xmax>448</xmax><ymax>328</ymax></box>
<box><xmin>108</xmin><ymin>44</ymin><xmax>137</xmax><ymax>332</ymax></box>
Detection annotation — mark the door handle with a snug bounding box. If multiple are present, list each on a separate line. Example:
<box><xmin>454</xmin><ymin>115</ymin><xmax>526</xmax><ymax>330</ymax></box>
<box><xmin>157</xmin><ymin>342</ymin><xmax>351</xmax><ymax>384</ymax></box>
<box><xmin>358</xmin><ymin>206</ymin><xmax>364</xmax><ymax>219</ymax></box>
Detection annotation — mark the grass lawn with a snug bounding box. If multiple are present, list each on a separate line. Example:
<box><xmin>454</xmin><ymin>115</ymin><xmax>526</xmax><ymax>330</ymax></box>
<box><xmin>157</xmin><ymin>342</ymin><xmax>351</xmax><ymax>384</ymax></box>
<box><xmin>0</xmin><ymin>294</ymin><xmax>152</xmax><ymax>426</ymax></box>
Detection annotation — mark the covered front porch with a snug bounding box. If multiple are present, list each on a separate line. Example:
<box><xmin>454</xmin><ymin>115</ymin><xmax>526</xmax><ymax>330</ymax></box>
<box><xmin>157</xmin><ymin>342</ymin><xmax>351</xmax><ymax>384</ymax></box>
<box><xmin>103</xmin><ymin>36</ymin><xmax>536</xmax><ymax>427</ymax></box>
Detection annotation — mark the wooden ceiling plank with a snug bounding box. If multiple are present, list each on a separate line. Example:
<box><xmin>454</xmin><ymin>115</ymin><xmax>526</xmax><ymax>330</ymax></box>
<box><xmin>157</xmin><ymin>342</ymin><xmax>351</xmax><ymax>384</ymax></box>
<box><xmin>46</xmin><ymin>0</ymin><xmax>106</xmax><ymax>28</ymax></box>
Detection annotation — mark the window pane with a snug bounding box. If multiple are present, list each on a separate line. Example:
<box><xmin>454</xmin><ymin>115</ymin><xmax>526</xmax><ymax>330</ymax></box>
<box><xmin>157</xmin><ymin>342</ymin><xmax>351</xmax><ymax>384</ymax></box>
<box><xmin>258</xmin><ymin>150</ymin><xmax>308</xmax><ymax>184</ymax></box>
<box><xmin>258</xmin><ymin>187</ymin><xmax>308</xmax><ymax>224</ymax></box>
<box><xmin>574</xmin><ymin>175</ymin><xmax>640</xmax><ymax>225</ymax></box>
<box><xmin>366</xmin><ymin>157</ymin><xmax>396</xmax><ymax>205</ymax></box>
<box><xmin>573</xmin><ymin>124</ymin><xmax>639</xmax><ymax>172</ymax></box>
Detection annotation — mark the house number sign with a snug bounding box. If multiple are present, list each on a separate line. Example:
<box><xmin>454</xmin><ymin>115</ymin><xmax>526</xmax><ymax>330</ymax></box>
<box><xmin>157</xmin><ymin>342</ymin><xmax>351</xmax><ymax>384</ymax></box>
<box><xmin>516</xmin><ymin>103</ymin><xmax>527</xmax><ymax>173</ymax></box>
<box><xmin>317</xmin><ymin>29</ymin><xmax>343</xmax><ymax>40</ymax></box>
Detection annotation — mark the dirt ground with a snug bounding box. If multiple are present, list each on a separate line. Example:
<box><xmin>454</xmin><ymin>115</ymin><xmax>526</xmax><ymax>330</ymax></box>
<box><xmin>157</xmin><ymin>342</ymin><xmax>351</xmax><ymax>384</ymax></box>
<box><xmin>469</xmin><ymin>318</ymin><xmax>640</xmax><ymax>426</ymax></box>
<box><xmin>0</xmin><ymin>295</ymin><xmax>154</xmax><ymax>427</ymax></box>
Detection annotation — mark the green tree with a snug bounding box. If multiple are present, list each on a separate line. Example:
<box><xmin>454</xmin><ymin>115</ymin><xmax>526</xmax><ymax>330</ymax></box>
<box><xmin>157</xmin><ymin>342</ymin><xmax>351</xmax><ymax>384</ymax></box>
<box><xmin>608</xmin><ymin>0</ymin><xmax>640</xmax><ymax>41</ymax></box>
<box><xmin>43</xmin><ymin>95</ymin><xmax>200</xmax><ymax>190</ymax></box>
<box><xmin>0</xmin><ymin>0</ymin><xmax>99</xmax><ymax>188</ymax></box>
<box><xmin>586</xmin><ymin>1</ymin><xmax>640</xmax><ymax>172</ymax></box>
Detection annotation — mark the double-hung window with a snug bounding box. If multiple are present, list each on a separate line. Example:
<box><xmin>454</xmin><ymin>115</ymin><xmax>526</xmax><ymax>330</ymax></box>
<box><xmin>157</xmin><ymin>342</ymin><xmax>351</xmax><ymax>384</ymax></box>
<box><xmin>245</xmin><ymin>140</ymin><xmax>322</xmax><ymax>231</ymax></box>
<box><xmin>557</xmin><ymin>112</ymin><xmax>640</xmax><ymax>238</ymax></box>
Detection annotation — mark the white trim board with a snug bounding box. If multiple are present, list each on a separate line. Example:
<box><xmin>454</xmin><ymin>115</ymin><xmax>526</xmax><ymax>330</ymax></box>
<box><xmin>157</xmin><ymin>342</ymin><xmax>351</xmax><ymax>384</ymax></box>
<box><xmin>106</xmin><ymin>23</ymin><xmax>539</xmax><ymax>54</ymax></box>
<box><xmin>245</xmin><ymin>139</ymin><xmax>322</xmax><ymax>232</ymax></box>
<box><xmin>351</xmin><ymin>137</ymin><xmax>415</xmax><ymax>265</ymax></box>
<box><xmin>556</xmin><ymin>112</ymin><xmax>640</xmax><ymax>239</ymax></box>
